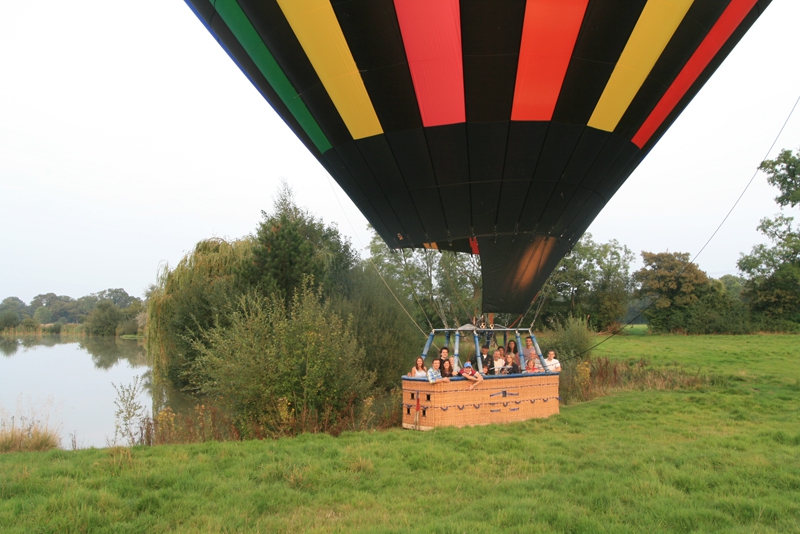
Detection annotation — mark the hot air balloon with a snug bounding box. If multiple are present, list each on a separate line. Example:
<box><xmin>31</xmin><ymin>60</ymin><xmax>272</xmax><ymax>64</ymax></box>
<box><xmin>184</xmin><ymin>0</ymin><xmax>772</xmax><ymax>313</ymax></box>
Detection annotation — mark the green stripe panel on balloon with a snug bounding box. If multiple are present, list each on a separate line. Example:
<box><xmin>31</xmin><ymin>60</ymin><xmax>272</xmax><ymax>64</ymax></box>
<box><xmin>210</xmin><ymin>0</ymin><xmax>331</xmax><ymax>152</ymax></box>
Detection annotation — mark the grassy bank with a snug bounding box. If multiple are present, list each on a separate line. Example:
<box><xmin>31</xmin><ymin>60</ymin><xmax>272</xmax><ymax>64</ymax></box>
<box><xmin>1</xmin><ymin>335</ymin><xmax>798</xmax><ymax>533</ymax></box>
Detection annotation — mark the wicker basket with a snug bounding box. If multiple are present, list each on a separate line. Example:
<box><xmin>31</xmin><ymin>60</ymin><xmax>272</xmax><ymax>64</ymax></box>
<box><xmin>401</xmin><ymin>373</ymin><xmax>560</xmax><ymax>430</ymax></box>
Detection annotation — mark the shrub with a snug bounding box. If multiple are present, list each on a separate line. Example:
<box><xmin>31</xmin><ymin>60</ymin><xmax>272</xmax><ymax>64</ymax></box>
<box><xmin>43</xmin><ymin>323</ymin><xmax>62</xmax><ymax>335</ymax></box>
<box><xmin>189</xmin><ymin>282</ymin><xmax>375</xmax><ymax>437</ymax></box>
<box><xmin>84</xmin><ymin>301</ymin><xmax>121</xmax><ymax>336</ymax></box>
<box><xmin>19</xmin><ymin>317</ymin><xmax>39</xmax><ymax>333</ymax></box>
<box><xmin>538</xmin><ymin>316</ymin><xmax>595</xmax><ymax>403</ymax></box>
<box><xmin>0</xmin><ymin>310</ymin><xmax>20</xmax><ymax>331</ymax></box>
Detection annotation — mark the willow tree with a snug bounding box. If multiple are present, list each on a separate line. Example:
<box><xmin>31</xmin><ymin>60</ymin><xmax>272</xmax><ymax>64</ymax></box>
<box><xmin>146</xmin><ymin>237</ymin><xmax>255</xmax><ymax>389</ymax></box>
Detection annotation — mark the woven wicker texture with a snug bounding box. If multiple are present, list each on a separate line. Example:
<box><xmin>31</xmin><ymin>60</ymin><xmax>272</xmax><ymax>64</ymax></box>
<box><xmin>402</xmin><ymin>374</ymin><xmax>559</xmax><ymax>430</ymax></box>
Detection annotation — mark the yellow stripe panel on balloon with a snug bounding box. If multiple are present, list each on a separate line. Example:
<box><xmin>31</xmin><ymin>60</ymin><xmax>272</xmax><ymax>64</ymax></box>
<box><xmin>588</xmin><ymin>0</ymin><xmax>694</xmax><ymax>132</ymax></box>
<box><xmin>276</xmin><ymin>0</ymin><xmax>383</xmax><ymax>140</ymax></box>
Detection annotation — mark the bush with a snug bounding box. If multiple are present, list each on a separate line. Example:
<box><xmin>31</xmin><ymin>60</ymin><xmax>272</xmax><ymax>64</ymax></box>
<box><xmin>84</xmin><ymin>301</ymin><xmax>121</xmax><ymax>336</ymax></box>
<box><xmin>0</xmin><ymin>310</ymin><xmax>20</xmax><ymax>331</ymax></box>
<box><xmin>538</xmin><ymin>316</ymin><xmax>595</xmax><ymax>403</ymax></box>
<box><xmin>19</xmin><ymin>317</ymin><xmax>39</xmax><ymax>333</ymax></box>
<box><xmin>115</xmin><ymin>318</ymin><xmax>139</xmax><ymax>336</ymax></box>
<box><xmin>43</xmin><ymin>323</ymin><xmax>62</xmax><ymax>335</ymax></box>
<box><xmin>189</xmin><ymin>282</ymin><xmax>375</xmax><ymax>437</ymax></box>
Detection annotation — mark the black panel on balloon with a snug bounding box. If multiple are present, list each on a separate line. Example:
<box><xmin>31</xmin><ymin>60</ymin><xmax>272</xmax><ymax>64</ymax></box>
<box><xmin>559</xmin><ymin>128</ymin><xmax>611</xmax><ymax>186</ymax></box>
<box><xmin>577</xmin><ymin>133</ymin><xmax>632</xmax><ymax>193</ymax></box>
<box><xmin>331</xmin><ymin>0</ymin><xmax>422</xmax><ymax>132</ymax></box>
<box><xmin>357</xmin><ymin>138</ymin><xmax>428</xmax><ymax>243</ymax></box>
<box><xmin>461</xmin><ymin>0</ymin><xmax>525</xmax><ymax>122</ymax></box>
<box><xmin>438</xmin><ymin>184</ymin><xmax>472</xmax><ymax>239</ymax></box>
<box><xmin>426</xmin><ymin>124</ymin><xmax>469</xmax><ymax>188</ymax></box>
<box><xmin>554</xmin><ymin>0</ymin><xmax>648</xmax><ymax>125</ymax></box>
<box><xmin>479</xmin><ymin>234</ymin><xmax>572</xmax><ymax>313</ymax></box>
<box><xmin>468</xmin><ymin>122</ymin><xmax>509</xmax><ymax>231</ymax></box>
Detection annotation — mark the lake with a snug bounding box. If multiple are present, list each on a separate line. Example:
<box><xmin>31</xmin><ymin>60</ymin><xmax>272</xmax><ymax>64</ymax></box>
<box><xmin>0</xmin><ymin>337</ymin><xmax>152</xmax><ymax>449</ymax></box>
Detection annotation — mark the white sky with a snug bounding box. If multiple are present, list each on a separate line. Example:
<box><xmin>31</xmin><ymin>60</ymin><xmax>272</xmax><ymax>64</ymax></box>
<box><xmin>2</xmin><ymin>1</ymin><xmax>799</xmax><ymax>304</ymax></box>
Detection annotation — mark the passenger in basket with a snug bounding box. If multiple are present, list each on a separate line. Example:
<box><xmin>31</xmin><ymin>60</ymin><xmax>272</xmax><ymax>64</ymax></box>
<box><xmin>441</xmin><ymin>359</ymin><xmax>456</xmax><ymax>378</ymax></box>
<box><xmin>408</xmin><ymin>357</ymin><xmax>427</xmax><ymax>378</ymax></box>
<box><xmin>506</xmin><ymin>340</ymin><xmax>519</xmax><ymax>361</ymax></box>
<box><xmin>427</xmin><ymin>358</ymin><xmax>451</xmax><ymax>384</ymax></box>
<box><xmin>493</xmin><ymin>350</ymin><xmax>506</xmax><ymax>375</ymax></box>
<box><xmin>476</xmin><ymin>345</ymin><xmax>492</xmax><ymax>374</ymax></box>
<box><xmin>438</xmin><ymin>347</ymin><xmax>450</xmax><ymax>370</ymax></box>
<box><xmin>544</xmin><ymin>350</ymin><xmax>562</xmax><ymax>372</ymax></box>
<box><xmin>458</xmin><ymin>361</ymin><xmax>483</xmax><ymax>391</ymax></box>
<box><xmin>522</xmin><ymin>336</ymin><xmax>536</xmax><ymax>362</ymax></box>
<box><xmin>502</xmin><ymin>353</ymin><xmax>520</xmax><ymax>375</ymax></box>
<box><xmin>526</xmin><ymin>354</ymin><xmax>543</xmax><ymax>373</ymax></box>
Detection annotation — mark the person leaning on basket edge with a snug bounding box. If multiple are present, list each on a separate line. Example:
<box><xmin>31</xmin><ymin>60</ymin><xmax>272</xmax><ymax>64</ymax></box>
<box><xmin>458</xmin><ymin>361</ymin><xmax>483</xmax><ymax>390</ymax></box>
<box><xmin>427</xmin><ymin>358</ymin><xmax>450</xmax><ymax>384</ymax></box>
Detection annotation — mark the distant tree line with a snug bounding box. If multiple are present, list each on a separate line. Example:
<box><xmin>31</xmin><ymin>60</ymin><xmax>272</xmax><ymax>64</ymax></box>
<box><xmin>0</xmin><ymin>288</ymin><xmax>143</xmax><ymax>336</ymax></box>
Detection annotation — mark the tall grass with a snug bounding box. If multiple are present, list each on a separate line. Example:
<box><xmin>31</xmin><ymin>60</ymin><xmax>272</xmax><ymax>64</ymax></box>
<box><xmin>0</xmin><ymin>415</ymin><xmax>60</xmax><ymax>453</ymax></box>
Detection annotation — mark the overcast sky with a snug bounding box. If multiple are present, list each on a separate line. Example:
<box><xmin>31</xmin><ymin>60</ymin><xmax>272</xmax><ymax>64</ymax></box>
<box><xmin>2</xmin><ymin>1</ymin><xmax>799</xmax><ymax>304</ymax></box>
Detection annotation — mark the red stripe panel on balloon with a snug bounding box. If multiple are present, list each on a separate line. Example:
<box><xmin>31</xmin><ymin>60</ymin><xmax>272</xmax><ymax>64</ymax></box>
<box><xmin>511</xmin><ymin>0</ymin><xmax>589</xmax><ymax>121</ymax></box>
<box><xmin>393</xmin><ymin>0</ymin><xmax>465</xmax><ymax>127</ymax></box>
<box><xmin>632</xmin><ymin>0</ymin><xmax>757</xmax><ymax>148</ymax></box>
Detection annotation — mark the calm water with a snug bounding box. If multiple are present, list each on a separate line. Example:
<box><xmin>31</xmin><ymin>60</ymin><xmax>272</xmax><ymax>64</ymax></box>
<box><xmin>0</xmin><ymin>337</ymin><xmax>152</xmax><ymax>448</ymax></box>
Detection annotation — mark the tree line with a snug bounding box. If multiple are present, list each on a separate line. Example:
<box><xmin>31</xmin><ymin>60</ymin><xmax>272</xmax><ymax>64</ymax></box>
<box><xmin>0</xmin><ymin>288</ymin><xmax>144</xmax><ymax>336</ymax></box>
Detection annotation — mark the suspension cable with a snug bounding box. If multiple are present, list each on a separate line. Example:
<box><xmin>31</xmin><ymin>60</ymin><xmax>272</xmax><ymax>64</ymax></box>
<box><xmin>321</xmin><ymin>175</ymin><xmax>430</xmax><ymax>339</ymax></box>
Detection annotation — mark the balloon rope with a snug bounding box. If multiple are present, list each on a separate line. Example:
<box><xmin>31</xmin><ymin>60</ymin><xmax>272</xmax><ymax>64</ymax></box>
<box><xmin>398</xmin><ymin>248</ymin><xmax>436</xmax><ymax>330</ymax></box>
<box><xmin>441</xmin><ymin>254</ymin><xmax>473</xmax><ymax>325</ymax></box>
<box><xmin>561</xmin><ymin>93</ymin><xmax>800</xmax><ymax>364</ymax></box>
<box><xmin>321</xmin><ymin>174</ymin><xmax>431</xmax><ymax>340</ymax></box>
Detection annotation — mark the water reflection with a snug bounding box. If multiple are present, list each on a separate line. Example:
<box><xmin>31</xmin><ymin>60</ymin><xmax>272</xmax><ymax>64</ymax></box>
<box><xmin>0</xmin><ymin>336</ymin><xmax>148</xmax><ymax>369</ymax></box>
<box><xmin>79</xmin><ymin>337</ymin><xmax>148</xmax><ymax>369</ymax></box>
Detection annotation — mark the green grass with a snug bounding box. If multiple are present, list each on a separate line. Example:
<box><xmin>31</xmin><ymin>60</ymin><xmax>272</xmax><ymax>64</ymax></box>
<box><xmin>1</xmin><ymin>335</ymin><xmax>799</xmax><ymax>533</ymax></box>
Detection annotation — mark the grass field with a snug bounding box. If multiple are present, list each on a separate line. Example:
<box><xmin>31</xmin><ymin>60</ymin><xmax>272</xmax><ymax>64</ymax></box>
<box><xmin>1</xmin><ymin>334</ymin><xmax>798</xmax><ymax>533</ymax></box>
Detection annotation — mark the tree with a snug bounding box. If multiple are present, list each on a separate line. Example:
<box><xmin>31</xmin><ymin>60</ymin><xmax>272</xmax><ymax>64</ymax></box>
<box><xmin>633</xmin><ymin>252</ymin><xmax>710</xmax><ymax>332</ymax></box>
<box><xmin>84</xmin><ymin>301</ymin><xmax>122</xmax><ymax>336</ymax></box>
<box><xmin>33</xmin><ymin>306</ymin><xmax>53</xmax><ymax>324</ymax></box>
<box><xmin>737</xmin><ymin>215</ymin><xmax>800</xmax><ymax>322</ymax></box>
<box><xmin>759</xmin><ymin>148</ymin><xmax>800</xmax><ymax>208</ymax></box>
<box><xmin>719</xmin><ymin>274</ymin><xmax>745</xmax><ymax>301</ymax></box>
<box><xmin>244</xmin><ymin>183</ymin><xmax>357</xmax><ymax>303</ymax></box>
<box><xmin>736</xmin><ymin>148</ymin><xmax>800</xmax><ymax>325</ymax></box>
<box><xmin>0</xmin><ymin>310</ymin><xmax>20</xmax><ymax>331</ymax></box>
<box><xmin>92</xmin><ymin>288</ymin><xmax>139</xmax><ymax>309</ymax></box>
<box><xmin>540</xmin><ymin>234</ymin><xmax>634</xmax><ymax>330</ymax></box>
<box><xmin>0</xmin><ymin>297</ymin><xmax>28</xmax><ymax>319</ymax></box>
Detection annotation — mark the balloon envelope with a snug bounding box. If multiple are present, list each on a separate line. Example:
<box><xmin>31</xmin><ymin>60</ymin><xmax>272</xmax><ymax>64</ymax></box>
<box><xmin>184</xmin><ymin>0</ymin><xmax>772</xmax><ymax>313</ymax></box>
